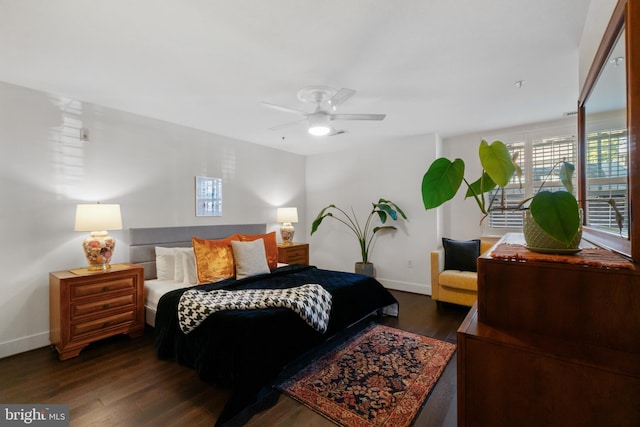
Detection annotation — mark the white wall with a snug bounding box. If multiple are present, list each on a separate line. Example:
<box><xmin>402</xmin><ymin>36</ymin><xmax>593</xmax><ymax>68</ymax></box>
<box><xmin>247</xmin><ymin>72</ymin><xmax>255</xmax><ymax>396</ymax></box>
<box><xmin>306</xmin><ymin>134</ymin><xmax>441</xmax><ymax>295</ymax></box>
<box><xmin>0</xmin><ymin>81</ymin><xmax>306</xmax><ymax>358</ymax></box>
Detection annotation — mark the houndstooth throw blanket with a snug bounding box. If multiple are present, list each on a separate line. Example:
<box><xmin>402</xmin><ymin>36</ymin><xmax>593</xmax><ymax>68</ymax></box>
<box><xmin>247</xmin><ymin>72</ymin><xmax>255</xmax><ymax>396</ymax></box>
<box><xmin>178</xmin><ymin>284</ymin><xmax>333</xmax><ymax>334</ymax></box>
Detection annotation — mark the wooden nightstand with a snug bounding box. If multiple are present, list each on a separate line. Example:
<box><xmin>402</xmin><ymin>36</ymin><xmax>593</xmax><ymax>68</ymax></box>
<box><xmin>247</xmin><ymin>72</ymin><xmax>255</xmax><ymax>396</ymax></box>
<box><xmin>277</xmin><ymin>243</ymin><xmax>309</xmax><ymax>265</ymax></box>
<box><xmin>49</xmin><ymin>263</ymin><xmax>145</xmax><ymax>360</ymax></box>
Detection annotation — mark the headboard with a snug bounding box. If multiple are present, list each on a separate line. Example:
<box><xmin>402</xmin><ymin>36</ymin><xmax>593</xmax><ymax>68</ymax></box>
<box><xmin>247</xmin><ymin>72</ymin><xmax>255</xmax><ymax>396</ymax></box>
<box><xmin>129</xmin><ymin>224</ymin><xmax>267</xmax><ymax>280</ymax></box>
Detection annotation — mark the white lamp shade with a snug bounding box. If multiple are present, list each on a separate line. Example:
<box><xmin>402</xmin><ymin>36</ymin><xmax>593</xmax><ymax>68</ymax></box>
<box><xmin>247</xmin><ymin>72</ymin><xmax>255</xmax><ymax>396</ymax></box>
<box><xmin>74</xmin><ymin>204</ymin><xmax>123</xmax><ymax>232</ymax></box>
<box><xmin>276</xmin><ymin>207</ymin><xmax>298</xmax><ymax>223</ymax></box>
<box><xmin>308</xmin><ymin>114</ymin><xmax>331</xmax><ymax>136</ymax></box>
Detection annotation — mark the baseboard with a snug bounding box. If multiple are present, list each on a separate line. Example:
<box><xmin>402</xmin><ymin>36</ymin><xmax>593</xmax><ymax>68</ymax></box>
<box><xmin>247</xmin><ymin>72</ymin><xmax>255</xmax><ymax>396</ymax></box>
<box><xmin>0</xmin><ymin>331</ymin><xmax>50</xmax><ymax>359</ymax></box>
<box><xmin>377</xmin><ymin>278</ymin><xmax>431</xmax><ymax>296</ymax></box>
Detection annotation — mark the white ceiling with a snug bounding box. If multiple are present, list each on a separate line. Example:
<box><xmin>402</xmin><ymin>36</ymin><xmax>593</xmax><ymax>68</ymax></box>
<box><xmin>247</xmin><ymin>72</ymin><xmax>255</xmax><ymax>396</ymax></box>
<box><xmin>0</xmin><ymin>0</ymin><xmax>591</xmax><ymax>155</ymax></box>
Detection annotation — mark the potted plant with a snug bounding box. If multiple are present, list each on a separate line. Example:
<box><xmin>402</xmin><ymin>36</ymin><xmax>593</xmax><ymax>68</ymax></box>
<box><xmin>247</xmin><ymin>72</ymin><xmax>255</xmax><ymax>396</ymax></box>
<box><xmin>420</xmin><ymin>139</ymin><xmax>582</xmax><ymax>252</ymax></box>
<box><xmin>311</xmin><ymin>199</ymin><xmax>407</xmax><ymax>276</ymax></box>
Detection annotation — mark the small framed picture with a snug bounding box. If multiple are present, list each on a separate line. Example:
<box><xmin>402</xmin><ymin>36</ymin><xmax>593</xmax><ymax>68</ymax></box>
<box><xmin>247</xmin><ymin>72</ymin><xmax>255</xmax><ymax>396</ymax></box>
<box><xmin>195</xmin><ymin>176</ymin><xmax>222</xmax><ymax>217</ymax></box>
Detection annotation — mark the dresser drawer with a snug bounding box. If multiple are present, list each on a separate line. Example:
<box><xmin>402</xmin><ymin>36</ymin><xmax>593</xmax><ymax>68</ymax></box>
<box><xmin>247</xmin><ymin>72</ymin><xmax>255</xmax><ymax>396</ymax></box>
<box><xmin>71</xmin><ymin>294</ymin><xmax>135</xmax><ymax>318</ymax></box>
<box><xmin>71</xmin><ymin>310</ymin><xmax>137</xmax><ymax>337</ymax></box>
<box><xmin>71</xmin><ymin>276</ymin><xmax>136</xmax><ymax>299</ymax></box>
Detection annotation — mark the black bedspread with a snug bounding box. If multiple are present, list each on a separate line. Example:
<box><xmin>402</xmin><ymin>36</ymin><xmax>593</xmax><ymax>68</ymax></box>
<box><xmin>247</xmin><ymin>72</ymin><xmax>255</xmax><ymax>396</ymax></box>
<box><xmin>154</xmin><ymin>264</ymin><xmax>398</xmax><ymax>424</ymax></box>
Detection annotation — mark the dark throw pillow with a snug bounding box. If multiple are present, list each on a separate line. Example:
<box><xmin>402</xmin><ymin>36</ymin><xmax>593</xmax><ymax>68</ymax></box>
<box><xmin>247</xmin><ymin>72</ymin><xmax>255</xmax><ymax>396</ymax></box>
<box><xmin>442</xmin><ymin>238</ymin><xmax>481</xmax><ymax>272</ymax></box>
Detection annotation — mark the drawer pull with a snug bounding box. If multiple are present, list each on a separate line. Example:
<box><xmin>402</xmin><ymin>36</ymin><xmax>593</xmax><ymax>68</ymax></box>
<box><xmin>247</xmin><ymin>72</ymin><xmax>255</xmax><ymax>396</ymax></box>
<box><xmin>102</xmin><ymin>303</ymin><xmax>110</xmax><ymax>309</ymax></box>
<box><xmin>102</xmin><ymin>286</ymin><xmax>110</xmax><ymax>292</ymax></box>
<box><xmin>103</xmin><ymin>322</ymin><xmax>110</xmax><ymax>328</ymax></box>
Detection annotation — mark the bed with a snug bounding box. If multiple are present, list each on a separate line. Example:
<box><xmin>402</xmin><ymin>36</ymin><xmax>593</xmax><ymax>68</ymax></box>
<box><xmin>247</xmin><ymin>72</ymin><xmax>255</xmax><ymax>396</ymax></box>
<box><xmin>129</xmin><ymin>224</ymin><xmax>399</xmax><ymax>425</ymax></box>
<box><xmin>130</xmin><ymin>224</ymin><xmax>268</xmax><ymax>326</ymax></box>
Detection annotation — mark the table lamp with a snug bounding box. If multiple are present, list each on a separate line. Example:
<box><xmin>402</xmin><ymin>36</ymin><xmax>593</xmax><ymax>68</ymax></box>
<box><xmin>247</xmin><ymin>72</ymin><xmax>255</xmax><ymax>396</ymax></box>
<box><xmin>74</xmin><ymin>203</ymin><xmax>123</xmax><ymax>271</ymax></box>
<box><xmin>276</xmin><ymin>207</ymin><xmax>298</xmax><ymax>245</ymax></box>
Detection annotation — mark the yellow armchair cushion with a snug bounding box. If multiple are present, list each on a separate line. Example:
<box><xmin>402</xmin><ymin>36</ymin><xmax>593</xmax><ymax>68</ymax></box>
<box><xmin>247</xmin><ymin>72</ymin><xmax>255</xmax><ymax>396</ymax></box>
<box><xmin>439</xmin><ymin>270</ymin><xmax>478</xmax><ymax>291</ymax></box>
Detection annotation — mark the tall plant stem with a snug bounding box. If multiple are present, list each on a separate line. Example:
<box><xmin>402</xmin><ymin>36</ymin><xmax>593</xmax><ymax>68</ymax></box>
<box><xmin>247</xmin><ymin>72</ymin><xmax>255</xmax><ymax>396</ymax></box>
<box><xmin>334</xmin><ymin>206</ymin><xmax>368</xmax><ymax>262</ymax></box>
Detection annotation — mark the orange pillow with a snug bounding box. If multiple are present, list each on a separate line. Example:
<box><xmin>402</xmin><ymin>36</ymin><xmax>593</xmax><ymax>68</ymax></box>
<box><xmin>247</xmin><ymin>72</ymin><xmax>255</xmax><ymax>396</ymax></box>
<box><xmin>238</xmin><ymin>232</ymin><xmax>278</xmax><ymax>269</ymax></box>
<box><xmin>192</xmin><ymin>235</ymin><xmax>239</xmax><ymax>284</ymax></box>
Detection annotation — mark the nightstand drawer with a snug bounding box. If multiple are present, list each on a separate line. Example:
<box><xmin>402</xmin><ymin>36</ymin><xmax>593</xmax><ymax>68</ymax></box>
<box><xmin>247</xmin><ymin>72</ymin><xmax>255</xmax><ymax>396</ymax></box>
<box><xmin>286</xmin><ymin>256</ymin><xmax>307</xmax><ymax>264</ymax></box>
<box><xmin>72</xmin><ymin>294</ymin><xmax>136</xmax><ymax>318</ymax></box>
<box><xmin>71</xmin><ymin>310</ymin><xmax>137</xmax><ymax>337</ymax></box>
<box><xmin>277</xmin><ymin>243</ymin><xmax>309</xmax><ymax>265</ymax></box>
<box><xmin>286</xmin><ymin>247</ymin><xmax>307</xmax><ymax>261</ymax></box>
<box><xmin>71</xmin><ymin>277</ymin><xmax>136</xmax><ymax>299</ymax></box>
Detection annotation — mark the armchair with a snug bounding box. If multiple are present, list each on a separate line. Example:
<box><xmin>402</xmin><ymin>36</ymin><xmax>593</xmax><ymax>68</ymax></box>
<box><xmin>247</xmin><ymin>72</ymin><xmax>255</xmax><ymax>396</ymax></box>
<box><xmin>430</xmin><ymin>238</ymin><xmax>497</xmax><ymax>307</ymax></box>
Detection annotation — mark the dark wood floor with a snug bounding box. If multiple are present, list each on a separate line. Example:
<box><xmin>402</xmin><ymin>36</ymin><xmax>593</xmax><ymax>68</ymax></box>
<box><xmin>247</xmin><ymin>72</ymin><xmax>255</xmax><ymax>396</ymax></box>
<box><xmin>0</xmin><ymin>290</ymin><xmax>470</xmax><ymax>426</ymax></box>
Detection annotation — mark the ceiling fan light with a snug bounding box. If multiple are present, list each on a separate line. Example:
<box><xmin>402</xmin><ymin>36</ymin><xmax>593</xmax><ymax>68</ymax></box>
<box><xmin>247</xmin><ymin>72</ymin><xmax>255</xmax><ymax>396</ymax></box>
<box><xmin>307</xmin><ymin>114</ymin><xmax>331</xmax><ymax>136</ymax></box>
<box><xmin>308</xmin><ymin>124</ymin><xmax>331</xmax><ymax>136</ymax></box>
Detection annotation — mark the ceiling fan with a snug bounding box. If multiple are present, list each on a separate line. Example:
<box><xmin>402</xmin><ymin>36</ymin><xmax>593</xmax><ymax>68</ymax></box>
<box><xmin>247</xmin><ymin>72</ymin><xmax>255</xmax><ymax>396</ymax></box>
<box><xmin>261</xmin><ymin>86</ymin><xmax>386</xmax><ymax>136</ymax></box>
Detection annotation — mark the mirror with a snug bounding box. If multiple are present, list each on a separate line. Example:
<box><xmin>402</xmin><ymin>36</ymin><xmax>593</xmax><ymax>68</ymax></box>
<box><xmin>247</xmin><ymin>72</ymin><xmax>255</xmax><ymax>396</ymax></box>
<box><xmin>583</xmin><ymin>30</ymin><xmax>628</xmax><ymax>238</ymax></box>
<box><xmin>578</xmin><ymin>0</ymin><xmax>639</xmax><ymax>262</ymax></box>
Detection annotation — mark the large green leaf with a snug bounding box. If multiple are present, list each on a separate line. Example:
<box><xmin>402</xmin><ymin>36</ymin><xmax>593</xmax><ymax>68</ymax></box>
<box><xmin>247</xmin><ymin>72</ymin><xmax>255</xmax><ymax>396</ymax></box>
<box><xmin>376</xmin><ymin>203</ymin><xmax>395</xmax><ymax>222</ymax></box>
<box><xmin>530</xmin><ymin>191</ymin><xmax>580</xmax><ymax>245</ymax></box>
<box><xmin>421</xmin><ymin>158</ymin><xmax>465</xmax><ymax>210</ymax></box>
<box><xmin>310</xmin><ymin>205</ymin><xmax>335</xmax><ymax>235</ymax></box>
<box><xmin>512</xmin><ymin>151</ymin><xmax>523</xmax><ymax>188</ymax></box>
<box><xmin>478</xmin><ymin>140</ymin><xmax>515</xmax><ymax>187</ymax></box>
<box><xmin>558</xmin><ymin>161</ymin><xmax>575</xmax><ymax>193</ymax></box>
<box><xmin>373</xmin><ymin>225</ymin><xmax>397</xmax><ymax>234</ymax></box>
<box><xmin>378</xmin><ymin>199</ymin><xmax>407</xmax><ymax>219</ymax></box>
<box><xmin>466</xmin><ymin>172</ymin><xmax>497</xmax><ymax>198</ymax></box>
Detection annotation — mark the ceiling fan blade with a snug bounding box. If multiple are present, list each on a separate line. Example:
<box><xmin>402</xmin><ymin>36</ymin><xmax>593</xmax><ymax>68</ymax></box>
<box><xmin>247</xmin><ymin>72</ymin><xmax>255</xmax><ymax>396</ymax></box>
<box><xmin>268</xmin><ymin>118</ymin><xmax>307</xmax><ymax>131</ymax></box>
<box><xmin>328</xmin><ymin>88</ymin><xmax>356</xmax><ymax>106</ymax></box>
<box><xmin>330</xmin><ymin>113</ymin><xmax>386</xmax><ymax>121</ymax></box>
<box><xmin>260</xmin><ymin>102</ymin><xmax>308</xmax><ymax>116</ymax></box>
<box><xmin>329</xmin><ymin>129</ymin><xmax>347</xmax><ymax>136</ymax></box>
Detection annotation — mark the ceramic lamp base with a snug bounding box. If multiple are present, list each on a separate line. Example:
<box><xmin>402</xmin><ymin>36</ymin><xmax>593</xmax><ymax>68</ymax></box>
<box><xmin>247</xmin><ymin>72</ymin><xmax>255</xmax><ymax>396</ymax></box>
<box><xmin>82</xmin><ymin>231</ymin><xmax>116</xmax><ymax>270</ymax></box>
<box><xmin>280</xmin><ymin>223</ymin><xmax>295</xmax><ymax>245</ymax></box>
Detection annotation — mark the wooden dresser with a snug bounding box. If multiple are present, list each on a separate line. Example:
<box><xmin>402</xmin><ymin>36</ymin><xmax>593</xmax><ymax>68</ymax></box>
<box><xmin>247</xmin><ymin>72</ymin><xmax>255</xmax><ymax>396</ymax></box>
<box><xmin>49</xmin><ymin>263</ymin><xmax>145</xmax><ymax>360</ymax></box>
<box><xmin>457</xmin><ymin>234</ymin><xmax>640</xmax><ymax>426</ymax></box>
<box><xmin>277</xmin><ymin>242</ymin><xmax>309</xmax><ymax>265</ymax></box>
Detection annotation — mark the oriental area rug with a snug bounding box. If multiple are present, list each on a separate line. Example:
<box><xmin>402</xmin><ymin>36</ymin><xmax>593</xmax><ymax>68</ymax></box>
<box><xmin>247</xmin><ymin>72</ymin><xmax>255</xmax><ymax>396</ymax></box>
<box><xmin>276</xmin><ymin>324</ymin><xmax>456</xmax><ymax>427</ymax></box>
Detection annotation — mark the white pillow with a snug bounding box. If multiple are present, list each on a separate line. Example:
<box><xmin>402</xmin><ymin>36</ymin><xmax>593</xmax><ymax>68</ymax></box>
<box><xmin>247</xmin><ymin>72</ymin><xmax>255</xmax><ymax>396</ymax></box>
<box><xmin>155</xmin><ymin>247</ymin><xmax>176</xmax><ymax>281</ymax></box>
<box><xmin>231</xmin><ymin>239</ymin><xmax>270</xmax><ymax>280</ymax></box>
<box><xmin>173</xmin><ymin>248</ymin><xmax>189</xmax><ymax>283</ymax></box>
<box><xmin>177</xmin><ymin>248</ymin><xmax>198</xmax><ymax>285</ymax></box>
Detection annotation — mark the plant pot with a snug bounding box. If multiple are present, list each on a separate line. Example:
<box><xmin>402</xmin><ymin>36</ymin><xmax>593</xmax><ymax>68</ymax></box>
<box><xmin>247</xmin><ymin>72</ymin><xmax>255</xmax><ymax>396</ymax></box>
<box><xmin>355</xmin><ymin>262</ymin><xmax>375</xmax><ymax>277</ymax></box>
<box><xmin>523</xmin><ymin>209</ymin><xmax>582</xmax><ymax>253</ymax></box>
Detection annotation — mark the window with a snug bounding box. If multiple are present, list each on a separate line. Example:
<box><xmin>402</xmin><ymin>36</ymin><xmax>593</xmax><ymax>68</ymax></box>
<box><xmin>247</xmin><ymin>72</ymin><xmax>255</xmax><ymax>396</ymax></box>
<box><xmin>195</xmin><ymin>176</ymin><xmax>222</xmax><ymax>217</ymax></box>
<box><xmin>488</xmin><ymin>134</ymin><xmax>577</xmax><ymax>230</ymax></box>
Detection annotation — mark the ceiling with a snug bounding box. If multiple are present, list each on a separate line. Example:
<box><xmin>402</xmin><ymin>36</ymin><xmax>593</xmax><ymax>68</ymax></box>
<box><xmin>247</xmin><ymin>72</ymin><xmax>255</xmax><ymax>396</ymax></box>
<box><xmin>0</xmin><ymin>0</ymin><xmax>591</xmax><ymax>156</ymax></box>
